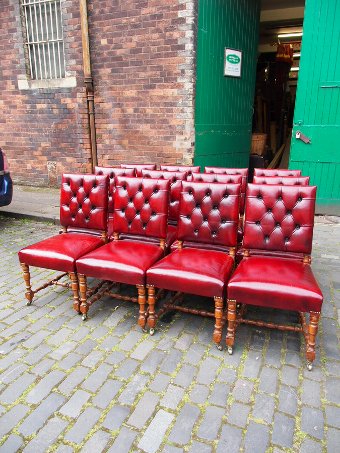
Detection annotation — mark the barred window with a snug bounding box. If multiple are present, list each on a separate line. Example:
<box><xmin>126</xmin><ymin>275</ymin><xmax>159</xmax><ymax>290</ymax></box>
<box><xmin>21</xmin><ymin>0</ymin><xmax>65</xmax><ymax>80</ymax></box>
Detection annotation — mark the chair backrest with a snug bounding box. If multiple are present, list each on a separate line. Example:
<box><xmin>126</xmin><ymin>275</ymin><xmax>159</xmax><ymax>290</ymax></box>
<box><xmin>160</xmin><ymin>165</ymin><xmax>200</xmax><ymax>180</ymax></box>
<box><xmin>177</xmin><ymin>181</ymin><xmax>241</xmax><ymax>248</ymax></box>
<box><xmin>60</xmin><ymin>174</ymin><xmax>109</xmax><ymax>232</ymax></box>
<box><xmin>113</xmin><ymin>176</ymin><xmax>170</xmax><ymax>239</ymax></box>
<box><xmin>243</xmin><ymin>184</ymin><xmax>317</xmax><ymax>255</ymax></box>
<box><xmin>253</xmin><ymin>176</ymin><xmax>310</xmax><ymax>186</ymax></box>
<box><xmin>253</xmin><ymin>168</ymin><xmax>302</xmax><ymax>177</ymax></box>
<box><xmin>204</xmin><ymin>167</ymin><xmax>248</xmax><ymax>214</ymax></box>
<box><xmin>141</xmin><ymin>169</ymin><xmax>186</xmax><ymax>223</ymax></box>
<box><xmin>95</xmin><ymin>166</ymin><xmax>135</xmax><ymax>213</ymax></box>
<box><xmin>120</xmin><ymin>164</ymin><xmax>157</xmax><ymax>177</ymax></box>
<box><xmin>192</xmin><ymin>173</ymin><xmax>242</xmax><ymax>185</ymax></box>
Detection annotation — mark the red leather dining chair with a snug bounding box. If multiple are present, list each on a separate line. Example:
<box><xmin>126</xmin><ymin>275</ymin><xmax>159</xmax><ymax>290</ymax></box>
<box><xmin>94</xmin><ymin>166</ymin><xmax>135</xmax><ymax>237</ymax></box>
<box><xmin>253</xmin><ymin>176</ymin><xmax>310</xmax><ymax>186</ymax></box>
<box><xmin>120</xmin><ymin>163</ymin><xmax>156</xmax><ymax>176</ymax></box>
<box><xmin>75</xmin><ymin>176</ymin><xmax>170</xmax><ymax>326</ymax></box>
<box><xmin>141</xmin><ymin>169</ymin><xmax>187</xmax><ymax>248</ymax></box>
<box><xmin>253</xmin><ymin>168</ymin><xmax>302</xmax><ymax>177</ymax></box>
<box><xmin>160</xmin><ymin>165</ymin><xmax>200</xmax><ymax>181</ymax></box>
<box><xmin>146</xmin><ymin>181</ymin><xmax>241</xmax><ymax>347</ymax></box>
<box><xmin>227</xmin><ymin>184</ymin><xmax>323</xmax><ymax>370</ymax></box>
<box><xmin>18</xmin><ymin>174</ymin><xmax>109</xmax><ymax>312</ymax></box>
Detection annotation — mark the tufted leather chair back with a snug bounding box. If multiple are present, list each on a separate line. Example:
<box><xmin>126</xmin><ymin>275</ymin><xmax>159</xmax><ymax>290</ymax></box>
<box><xmin>160</xmin><ymin>165</ymin><xmax>200</xmax><ymax>181</ymax></box>
<box><xmin>113</xmin><ymin>176</ymin><xmax>170</xmax><ymax>239</ymax></box>
<box><xmin>95</xmin><ymin>166</ymin><xmax>135</xmax><ymax>213</ymax></box>
<box><xmin>141</xmin><ymin>169</ymin><xmax>186</xmax><ymax>223</ymax></box>
<box><xmin>204</xmin><ymin>167</ymin><xmax>248</xmax><ymax>213</ymax></box>
<box><xmin>253</xmin><ymin>176</ymin><xmax>310</xmax><ymax>186</ymax></box>
<box><xmin>253</xmin><ymin>168</ymin><xmax>302</xmax><ymax>177</ymax></box>
<box><xmin>177</xmin><ymin>181</ymin><xmax>241</xmax><ymax>247</ymax></box>
<box><xmin>120</xmin><ymin>164</ymin><xmax>156</xmax><ymax>177</ymax></box>
<box><xmin>192</xmin><ymin>173</ymin><xmax>242</xmax><ymax>185</ymax></box>
<box><xmin>243</xmin><ymin>184</ymin><xmax>317</xmax><ymax>255</ymax></box>
<box><xmin>60</xmin><ymin>174</ymin><xmax>109</xmax><ymax>231</ymax></box>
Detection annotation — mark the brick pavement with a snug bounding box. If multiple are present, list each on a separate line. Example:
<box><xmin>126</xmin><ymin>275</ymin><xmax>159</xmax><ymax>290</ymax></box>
<box><xmin>0</xmin><ymin>215</ymin><xmax>339</xmax><ymax>452</ymax></box>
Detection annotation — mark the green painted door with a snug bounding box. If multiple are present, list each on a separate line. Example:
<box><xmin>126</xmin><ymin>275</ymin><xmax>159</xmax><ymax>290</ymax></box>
<box><xmin>289</xmin><ymin>0</ymin><xmax>340</xmax><ymax>214</ymax></box>
<box><xmin>194</xmin><ymin>0</ymin><xmax>261</xmax><ymax>168</ymax></box>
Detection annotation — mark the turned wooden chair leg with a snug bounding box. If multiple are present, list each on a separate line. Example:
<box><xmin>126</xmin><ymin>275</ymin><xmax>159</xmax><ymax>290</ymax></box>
<box><xmin>69</xmin><ymin>272</ymin><xmax>80</xmax><ymax>313</ymax></box>
<box><xmin>21</xmin><ymin>263</ymin><xmax>34</xmax><ymax>305</ymax></box>
<box><xmin>147</xmin><ymin>285</ymin><xmax>156</xmax><ymax>335</ymax></box>
<box><xmin>78</xmin><ymin>274</ymin><xmax>88</xmax><ymax>321</ymax></box>
<box><xmin>213</xmin><ymin>296</ymin><xmax>223</xmax><ymax>350</ymax></box>
<box><xmin>136</xmin><ymin>284</ymin><xmax>147</xmax><ymax>329</ymax></box>
<box><xmin>226</xmin><ymin>299</ymin><xmax>237</xmax><ymax>355</ymax></box>
<box><xmin>306</xmin><ymin>311</ymin><xmax>320</xmax><ymax>370</ymax></box>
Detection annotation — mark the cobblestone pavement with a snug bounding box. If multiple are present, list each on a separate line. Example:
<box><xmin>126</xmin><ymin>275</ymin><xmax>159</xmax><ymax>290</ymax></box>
<box><xmin>0</xmin><ymin>215</ymin><xmax>339</xmax><ymax>452</ymax></box>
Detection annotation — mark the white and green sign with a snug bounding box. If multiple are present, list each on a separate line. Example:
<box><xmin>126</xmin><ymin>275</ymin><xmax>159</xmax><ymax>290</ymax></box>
<box><xmin>224</xmin><ymin>48</ymin><xmax>242</xmax><ymax>77</ymax></box>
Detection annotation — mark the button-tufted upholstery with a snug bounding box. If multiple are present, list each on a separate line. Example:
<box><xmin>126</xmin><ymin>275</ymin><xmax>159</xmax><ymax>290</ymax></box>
<box><xmin>94</xmin><ymin>166</ymin><xmax>135</xmax><ymax>237</ymax></box>
<box><xmin>253</xmin><ymin>168</ymin><xmax>302</xmax><ymax>177</ymax></box>
<box><xmin>253</xmin><ymin>176</ymin><xmax>310</xmax><ymax>186</ymax></box>
<box><xmin>60</xmin><ymin>174</ymin><xmax>109</xmax><ymax>231</ymax></box>
<box><xmin>95</xmin><ymin>166</ymin><xmax>135</xmax><ymax>213</ymax></box>
<box><xmin>177</xmin><ymin>181</ymin><xmax>241</xmax><ymax>247</ymax></box>
<box><xmin>160</xmin><ymin>165</ymin><xmax>200</xmax><ymax>181</ymax></box>
<box><xmin>113</xmin><ymin>176</ymin><xmax>170</xmax><ymax>239</ymax></box>
<box><xmin>204</xmin><ymin>167</ymin><xmax>248</xmax><ymax>213</ymax></box>
<box><xmin>243</xmin><ymin>184</ymin><xmax>316</xmax><ymax>255</ymax></box>
<box><xmin>120</xmin><ymin>163</ymin><xmax>156</xmax><ymax>177</ymax></box>
<box><xmin>141</xmin><ymin>169</ymin><xmax>186</xmax><ymax>223</ymax></box>
<box><xmin>226</xmin><ymin>183</ymin><xmax>323</xmax><ymax>368</ymax></box>
<box><xmin>18</xmin><ymin>174</ymin><xmax>110</xmax><ymax>309</ymax></box>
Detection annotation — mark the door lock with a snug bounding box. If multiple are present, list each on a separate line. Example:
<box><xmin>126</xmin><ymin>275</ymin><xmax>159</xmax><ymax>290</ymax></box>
<box><xmin>296</xmin><ymin>131</ymin><xmax>311</xmax><ymax>144</ymax></box>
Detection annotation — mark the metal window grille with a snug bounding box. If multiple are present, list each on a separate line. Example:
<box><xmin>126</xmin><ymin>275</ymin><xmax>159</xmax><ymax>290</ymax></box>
<box><xmin>21</xmin><ymin>0</ymin><xmax>65</xmax><ymax>80</ymax></box>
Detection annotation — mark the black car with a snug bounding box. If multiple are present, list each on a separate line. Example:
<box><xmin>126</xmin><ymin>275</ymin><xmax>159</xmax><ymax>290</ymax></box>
<box><xmin>0</xmin><ymin>148</ymin><xmax>13</xmax><ymax>206</ymax></box>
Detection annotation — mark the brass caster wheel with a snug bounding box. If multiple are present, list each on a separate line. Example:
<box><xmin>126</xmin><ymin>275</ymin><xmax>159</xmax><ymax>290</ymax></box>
<box><xmin>149</xmin><ymin>328</ymin><xmax>155</xmax><ymax>336</ymax></box>
<box><xmin>307</xmin><ymin>361</ymin><xmax>313</xmax><ymax>371</ymax></box>
<box><xmin>142</xmin><ymin>327</ymin><xmax>148</xmax><ymax>333</ymax></box>
<box><xmin>82</xmin><ymin>313</ymin><xmax>88</xmax><ymax>321</ymax></box>
<box><xmin>227</xmin><ymin>346</ymin><xmax>233</xmax><ymax>355</ymax></box>
<box><xmin>26</xmin><ymin>301</ymin><xmax>32</xmax><ymax>306</ymax></box>
<box><xmin>216</xmin><ymin>344</ymin><xmax>223</xmax><ymax>351</ymax></box>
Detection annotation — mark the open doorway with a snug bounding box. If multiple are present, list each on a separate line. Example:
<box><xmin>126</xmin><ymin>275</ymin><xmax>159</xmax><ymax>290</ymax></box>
<box><xmin>251</xmin><ymin>0</ymin><xmax>305</xmax><ymax>169</ymax></box>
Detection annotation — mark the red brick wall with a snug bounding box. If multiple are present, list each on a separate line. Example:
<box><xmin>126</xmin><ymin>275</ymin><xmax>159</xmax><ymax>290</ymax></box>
<box><xmin>0</xmin><ymin>0</ymin><xmax>196</xmax><ymax>186</ymax></box>
<box><xmin>89</xmin><ymin>0</ymin><xmax>196</xmax><ymax>168</ymax></box>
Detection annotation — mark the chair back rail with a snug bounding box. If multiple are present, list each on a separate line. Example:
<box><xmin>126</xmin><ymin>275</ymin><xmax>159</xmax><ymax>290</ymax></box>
<box><xmin>253</xmin><ymin>176</ymin><xmax>310</xmax><ymax>186</ymax></box>
<box><xmin>253</xmin><ymin>168</ymin><xmax>302</xmax><ymax>177</ymax></box>
<box><xmin>243</xmin><ymin>184</ymin><xmax>317</xmax><ymax>255</ymax></box>
<box><xmin>160</xmin><ymin>165</ymin><xmax>200</xmax><ymax>180</ymax></box>
<box><xmin>120</xmin><ymin>164</ymin><xmax>156</xmax><ymax>177</ymax></box>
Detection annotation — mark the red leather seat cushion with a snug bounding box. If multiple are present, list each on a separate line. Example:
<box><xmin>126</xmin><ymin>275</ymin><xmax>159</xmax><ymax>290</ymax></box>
<box><xmin>147</xmin><ymin>248</ymin><xmax>234</xmax><ymax>298</ymax></box>
<box><xmin>18</xmin><ymin>234</ymin><xmax>104</xmax><ymax>273</ymax></box>
<box><xmin>76</xmin><ymin>240</ymin><xmax>164</xmax><ymax>286</ymax></box>
<box><xmin>228</xmin><ymin>256</ymin><xmax>323</xmax><ymax>312</ymax></box>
